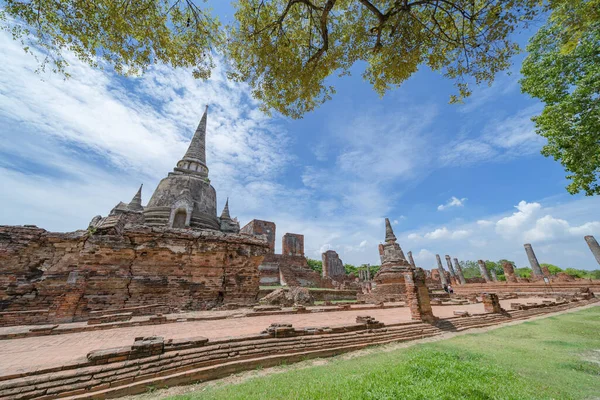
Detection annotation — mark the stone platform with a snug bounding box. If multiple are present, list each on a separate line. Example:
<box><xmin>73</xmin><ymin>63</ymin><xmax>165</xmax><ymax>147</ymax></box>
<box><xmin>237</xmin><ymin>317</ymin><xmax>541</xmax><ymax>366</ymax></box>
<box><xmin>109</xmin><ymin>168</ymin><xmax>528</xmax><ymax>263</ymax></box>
<box><xmin>0</xmin><ymin>296</ymin><xmax>559</xmax><ymax>376</ymax></box>
<box><xmin>0</xmin><ymin>225</ymin><xmax>269</xmax><ymax>326</ymax></box>
<box><xmin>0</xmin><ymin>298</ymin><xmax>595</xmax><ymax>399</ymax></box>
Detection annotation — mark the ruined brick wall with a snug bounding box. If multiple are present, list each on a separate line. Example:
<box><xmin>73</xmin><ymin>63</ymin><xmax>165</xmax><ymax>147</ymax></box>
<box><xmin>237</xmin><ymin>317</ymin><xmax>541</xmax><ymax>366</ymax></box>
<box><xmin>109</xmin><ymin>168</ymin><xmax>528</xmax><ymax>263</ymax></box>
<box><xmin>258</xmin><ymin>254</ymin><xmax>281</xmax><ymax>286</ymax></box>
<box><xmin>482</xmin><ymin>293</ymin><xmax>503</xmax><ymax>313</ymax></box>
<box><xmin>0</xmin><ymin>226</ymin><xmax>268</xmax><ymax>326</ymax></box>
<box><xmin>277</xmin><ymin>255</ymin><xmax>335</xmax><ymax>288</ymax></box>
<box><xmin>322</xmin><ymin>250</ymin><xmax>345</xmax><ymax>278</ymax></box>
<box><xmin>240</xmin><ymin>220</ymin><xmax>276</xmax><ymax>254</ymax></box>
<box><xmin>282</xmin><ymin>233</ymin><xmax>304</xmax><ymax>256</ymax></box>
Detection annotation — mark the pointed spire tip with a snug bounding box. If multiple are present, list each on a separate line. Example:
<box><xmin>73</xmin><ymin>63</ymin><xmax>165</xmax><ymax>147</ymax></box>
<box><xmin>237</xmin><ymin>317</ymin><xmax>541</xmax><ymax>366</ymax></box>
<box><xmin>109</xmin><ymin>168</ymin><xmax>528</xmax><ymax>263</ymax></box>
<box><xmin>384</xmin><ymin>217</ymin><xmax>396</xmax><ymax>243</ymax></box>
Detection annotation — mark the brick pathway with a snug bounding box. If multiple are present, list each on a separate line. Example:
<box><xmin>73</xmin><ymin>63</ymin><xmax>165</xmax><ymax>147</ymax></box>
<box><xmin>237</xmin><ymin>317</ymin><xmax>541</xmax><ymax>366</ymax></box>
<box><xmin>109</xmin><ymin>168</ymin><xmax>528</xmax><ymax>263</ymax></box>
<box><xmin>0</xmin><ymin>298</ymin><xmax>551</xmax><ymax>376</ymax></box>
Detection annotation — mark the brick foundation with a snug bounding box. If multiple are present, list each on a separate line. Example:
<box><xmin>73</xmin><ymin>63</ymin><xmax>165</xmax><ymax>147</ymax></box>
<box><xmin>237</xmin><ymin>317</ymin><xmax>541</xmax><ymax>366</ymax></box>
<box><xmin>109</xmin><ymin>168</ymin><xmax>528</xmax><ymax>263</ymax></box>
<box><xmin>0</xmin><ymin>225</ymin><xmax>269</xmax><ymax>326</ymax></box>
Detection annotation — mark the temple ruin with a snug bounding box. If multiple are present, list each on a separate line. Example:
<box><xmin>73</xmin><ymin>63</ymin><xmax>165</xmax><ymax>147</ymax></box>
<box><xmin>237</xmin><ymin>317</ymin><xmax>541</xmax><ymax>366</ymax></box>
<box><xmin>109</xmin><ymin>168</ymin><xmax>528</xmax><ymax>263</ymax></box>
<box><xmin>0</xmin><ymin>107</ymin><xmax>270</xmax><ymax>326</ymax></box>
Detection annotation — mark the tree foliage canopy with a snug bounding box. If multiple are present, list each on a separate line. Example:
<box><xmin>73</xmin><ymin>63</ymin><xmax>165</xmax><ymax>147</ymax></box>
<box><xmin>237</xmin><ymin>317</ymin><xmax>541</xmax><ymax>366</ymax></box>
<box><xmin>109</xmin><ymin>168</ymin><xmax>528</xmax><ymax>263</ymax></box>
<box><xmin>520</xmin><ymin>0</ymin><xmax>600</xmax><ymax>195</ymax></box>
<box><xmin>228</xmin><ymin>0</ymin><xmax>540</xmax><ymax>117</ymax></box>
<box><xmin>1</xmin><ymin>0</ymin><xmax>220</xmax><ymax>78</ymax></box>
<box><xmin>1</xmin><ymin>0</ymin><xmax>540</xmax><ymax>118</ymax></box>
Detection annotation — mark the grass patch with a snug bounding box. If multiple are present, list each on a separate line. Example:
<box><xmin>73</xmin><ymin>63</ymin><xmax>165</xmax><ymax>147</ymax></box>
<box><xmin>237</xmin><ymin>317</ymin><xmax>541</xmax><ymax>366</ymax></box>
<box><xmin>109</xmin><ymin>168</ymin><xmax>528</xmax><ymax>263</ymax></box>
<box><xmin>169</xmin><ymin>306</ymin><xmax>600</xmax><ymax>400</ymax></box>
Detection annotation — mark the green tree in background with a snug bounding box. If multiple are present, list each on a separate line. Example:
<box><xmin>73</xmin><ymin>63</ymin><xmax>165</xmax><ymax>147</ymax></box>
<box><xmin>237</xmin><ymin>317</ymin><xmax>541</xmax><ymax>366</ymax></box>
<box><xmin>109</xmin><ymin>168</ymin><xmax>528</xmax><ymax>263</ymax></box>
<box><xmin>344</xmin><ymin>263</ymin><xmax>358</xmax><ymax>275</ymax></box>
<box><xmin>307</xmin><ymin>258</ymin><xmax>322</xmax><ymax>274</ymax></box>
<box><xmin>515</xmin><ymin>267</ymin><xmax>533</xmax><ymax>278</ymax></box>
<box><xmin>459</xmin><ymin>260</ymin><xmax>480</xmax><ymax>279</ymax></box>
<box><xmin>521</xmin><ymin>0</ymin><xmax>600</xmax><ymax>195</ymax></box>
<box><xmin>540</xmin><ymin>263</ymin><xmax>562</xmax><ymax>274</ymax></box>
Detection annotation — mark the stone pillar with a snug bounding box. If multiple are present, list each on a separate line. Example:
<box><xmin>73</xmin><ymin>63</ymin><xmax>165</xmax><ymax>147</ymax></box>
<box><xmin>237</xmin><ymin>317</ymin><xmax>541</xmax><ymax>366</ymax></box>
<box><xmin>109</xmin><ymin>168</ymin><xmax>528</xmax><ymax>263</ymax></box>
<box><xmin>478</xmin><ymin>260</ymin><xmax>492</xmax><ymax>282</ymax></box>
<box><xmin>490</xmin><ymin>269</ymin><xmax>498</xmax><ymax>282</ymax></box>
<box><xmin>482</xmin><ymin>293</ymin><xmax>503</xmax><ymax>313</ymax></box>
<box><xmin>453</xmin><ymin>258</ymin><xmax>467</xmax><ymax>285</ymax></box>
<box><xmin>366</xmin><ymin>264</ymin><xmax>371</xmax><ymax>281</ymax></box>
<box><xmin>436</xmin><ymin>254</ymin><xmax>448</xmax><ymax>286</ymax></box>
<box><xmin>584</xmin><ymin>236</ymin><xmax>600</xmax><ymax>265</ymax></box>
<box><xmin>407</xmin><ymin>251</ymin><xmax>416</xmax><ymax>268</ymax></box>
<box><xmin>502</xmin><ymin>262</ymin><xmax>518</xmax><ymax>283</ymax></box>
<box><xmin>523</xmin><ymin>243</ymin><xmax>544</xmax><ymax>277</ymax></box>
<box><xmin>445</xmin><ymin>255</ymin><xmax>458</xmax><ymax>285</ymax></box>
<box><xmin>403</xmin><ymin>268</ymin><xmax>436</xmax><ymax>323</ymax></box>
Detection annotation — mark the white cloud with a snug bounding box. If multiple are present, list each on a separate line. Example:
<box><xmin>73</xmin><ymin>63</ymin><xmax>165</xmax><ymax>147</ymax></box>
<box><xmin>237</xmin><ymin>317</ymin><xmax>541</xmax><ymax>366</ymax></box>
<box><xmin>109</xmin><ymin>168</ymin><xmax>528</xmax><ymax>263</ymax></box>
<box><xmin>413</xmin><ymin>249</ymin><xmax>436</xmax><ymax>266</ymax></box>
<box><xmin>524</xmin><ymin>216</ymin><xmax>600</xmax><ymax>242</ymax></box>
<box><xmin>441</xmin><ymin>106</ymin><xmax>544</xmax><ymax>167</ymax></box>
<box><xmin>495</xmin><ymin>201</ymin><xmax>542</xmax><ymax>237</ymax></box>
<box><xmin>438</xmin><ymin>196</ymin><xmax>467</xmax><ymax>211</ymax></box>
<box><xmin>401</xmin><ymin>197</ymin><xmax>600</xmax><ymax>270</ymax></box>
<box><xmin>483</xmin><ymin>106</ymin><xmax>545</xmax><ymax>155</ymax></box>
<box><xmin>421</xmin><ymin>227</ymin><xmax>471</xmax><ymax>240</ymax></box>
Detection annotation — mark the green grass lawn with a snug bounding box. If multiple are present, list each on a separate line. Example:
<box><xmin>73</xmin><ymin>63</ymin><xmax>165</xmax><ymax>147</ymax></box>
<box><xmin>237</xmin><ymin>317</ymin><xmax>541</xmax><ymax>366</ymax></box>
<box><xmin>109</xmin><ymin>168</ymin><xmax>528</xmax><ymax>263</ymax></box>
<box><xmin>168</xmin><ymin>306</ymin><xmax>600</xmax><ymax>400</ymax></box>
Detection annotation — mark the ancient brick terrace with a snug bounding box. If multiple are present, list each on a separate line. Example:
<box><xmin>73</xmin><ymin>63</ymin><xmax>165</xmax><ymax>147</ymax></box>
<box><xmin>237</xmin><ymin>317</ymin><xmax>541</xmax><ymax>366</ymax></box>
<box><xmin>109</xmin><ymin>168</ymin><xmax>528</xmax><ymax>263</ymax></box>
<box><xmin>0</xmin><ymin>296</ymin><xmax>596</xmax><ymax>399</ymax></box>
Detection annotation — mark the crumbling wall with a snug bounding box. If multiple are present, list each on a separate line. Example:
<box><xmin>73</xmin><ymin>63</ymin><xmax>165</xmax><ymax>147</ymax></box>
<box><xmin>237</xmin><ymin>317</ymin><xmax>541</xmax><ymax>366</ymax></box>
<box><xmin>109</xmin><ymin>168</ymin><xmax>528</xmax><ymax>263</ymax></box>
<box><xmin>240</xmin><ymin>220</ymin><xmax>276</xmax><ymax>254</ymax></box>
<box><xmin>0</xmin><ymin>225</ymin><xmax>268</xmax><ymax>325</ymax></box>
<box><xmin>282</xmin><ymin>233</ymin><xmax>304</xmax><ymax>256</ymax></box>
<box><xmin>322</xmin><ymin>250</ymin><xmax>345</xmax><ymax>278</ymax></box>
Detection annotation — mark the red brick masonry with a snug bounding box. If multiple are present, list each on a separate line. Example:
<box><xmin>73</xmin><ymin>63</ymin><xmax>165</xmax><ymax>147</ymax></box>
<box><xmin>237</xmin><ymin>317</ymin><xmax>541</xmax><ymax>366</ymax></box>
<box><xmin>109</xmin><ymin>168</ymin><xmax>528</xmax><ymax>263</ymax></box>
<box><xmin>0</xmin><ymin>297</ymin><xmax>596</xmax><ymax>400</ymax></box>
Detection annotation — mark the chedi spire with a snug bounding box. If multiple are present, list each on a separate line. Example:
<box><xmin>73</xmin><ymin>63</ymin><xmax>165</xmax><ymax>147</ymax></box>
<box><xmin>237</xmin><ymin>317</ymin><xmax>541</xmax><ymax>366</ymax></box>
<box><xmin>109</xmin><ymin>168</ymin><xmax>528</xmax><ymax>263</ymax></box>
<box><xmin>385</xmin><ymin>218</ymin><xmax>396</xmax><ymax>243</ymax></box>
<box><xmin>175</xmin><ymin>105</ymin><xmax>209</xmax><ymax>177</ymax></box>
<box><xmin>220</xmin><ymin>198</ymin><xmax>231</xmax><ymax>219</ymax></box>
<box><xmin>127</xmin><ymin>184</ymin><xmax>143</xmax><ymax>212</ymax></box>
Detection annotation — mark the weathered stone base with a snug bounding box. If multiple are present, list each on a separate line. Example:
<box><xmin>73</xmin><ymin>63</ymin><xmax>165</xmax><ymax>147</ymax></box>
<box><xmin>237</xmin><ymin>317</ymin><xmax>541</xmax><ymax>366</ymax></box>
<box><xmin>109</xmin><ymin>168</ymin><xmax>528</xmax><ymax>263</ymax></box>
<box><xmin>0</xmin><ymin>225</ymin><xmax>269</xmax><ymax>326</ymax></box>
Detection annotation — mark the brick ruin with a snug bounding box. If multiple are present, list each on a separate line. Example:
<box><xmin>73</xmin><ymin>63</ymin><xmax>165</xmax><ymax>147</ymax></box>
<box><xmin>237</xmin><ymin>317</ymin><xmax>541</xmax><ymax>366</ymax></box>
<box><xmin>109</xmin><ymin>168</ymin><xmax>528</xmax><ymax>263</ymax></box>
<box><xmin>424</xmin><ymin>241</ymin><xmax>600</xmax><ymax>298</ymax></box>
<box><xmin>0</xmin><ymin>107</ymin><xmax>271</xmax><ymax>326</ymax></box>
<box><xmin>322</xmin><ymin>250</ymin><xmax>345</xmax><ymax>278</ymax></box>
<box><xmin>242</xmin><ymin>221</ymin><xmax>333</xmax><ymax>288</ymax></box>
<box><xmin>359</xmin><ymin>218</ymin><xmax>434</xmax><ymax>321</ymax></box>
<box><xmin>0</xmin><ymin>108</ymin><xmax>597</xmax><ymax>330</ymax></box>
<box><xmin>241</xmin><ymin>221</ymin><xmax>361</xmax><ymax>290</ymax></box>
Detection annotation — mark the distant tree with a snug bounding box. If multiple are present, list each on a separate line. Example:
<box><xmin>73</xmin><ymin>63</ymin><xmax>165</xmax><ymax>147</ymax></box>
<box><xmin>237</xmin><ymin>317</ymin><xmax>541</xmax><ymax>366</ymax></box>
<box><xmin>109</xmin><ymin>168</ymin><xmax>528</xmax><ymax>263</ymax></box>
<box><xmin>485</xmin><ymin>261</ymin><xmax>504</xmax><ymax>277</ymax></box>
<box><xmin>307</xmin><ymin>258</ymin><xmax>322</xmax><ymax>274</ymax></box>
<box><xmin>459</xmin><ymin>260</ymin><xmax>481</xmax><ymax>279</ymax></box>
<box><xmin>589</xmin><ymin>270</ymin><xmax>600</xmax><ymax>280</ymax></box>
<box><xmin>564</xmin><ymin>268</ymin><xmax>590</xmax><ymax>279</ymax></box>
<box><xmin>540</xmin><ymin>263</ymin><xmax>562</xmax><ymax>274</ymax></box>
<box><xmin>520</xmin><ymin>0</ymin><xmax>600</xmax><ymax>195</ymax></box>
<box><xmin>514</xmin><ymin>267</ymin><xmax>532</xmax><ymax>279</ymax></box>
<box><xmin>344</xmin><ymin>263</ymin><xmax>358</xmax><ymax>275</ymax></box>
<box><xmin>369</xmin><ymin>265</ymin><xmax>381</xmax><ymax>277</ymax></box>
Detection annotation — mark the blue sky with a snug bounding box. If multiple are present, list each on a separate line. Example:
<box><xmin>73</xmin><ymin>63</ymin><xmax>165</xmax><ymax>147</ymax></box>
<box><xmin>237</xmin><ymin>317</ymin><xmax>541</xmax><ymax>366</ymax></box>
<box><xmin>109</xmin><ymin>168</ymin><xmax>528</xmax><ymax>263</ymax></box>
<box><xmin>1</xmin><ymin>3</ymin><xmax>600</xmax><ymax>271</ymax></box>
